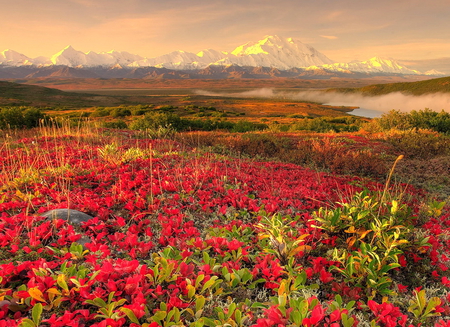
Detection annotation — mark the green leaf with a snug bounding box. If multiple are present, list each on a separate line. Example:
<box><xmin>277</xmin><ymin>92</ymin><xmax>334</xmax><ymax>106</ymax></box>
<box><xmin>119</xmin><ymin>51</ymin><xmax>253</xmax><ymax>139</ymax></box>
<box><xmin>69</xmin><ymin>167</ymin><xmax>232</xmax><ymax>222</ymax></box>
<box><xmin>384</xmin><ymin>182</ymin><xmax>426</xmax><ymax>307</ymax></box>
<box><xmin>250</xmin><ymin>302</ymin><xmax>267</xmax><ymax>309</ymax></box>
<box><xmin>31</xmin><ymin>303</ymin><xmax>42</xmax><ymax>325</ymax></box>
<box><xmin>424</xmin><ymin>297</ymin><xmax>442</xmax><ymax>317</ymax></box>
<box><xmin>70</xmin><ymin>278</ymin><xmax>82</xmax><ymax>288</ymax></box>
<box><xmin>116</xmin><ymin>298</ymin><xmax>127</xmax><ymax>307</ymax></box>
<box><xmin>57</xmin><ymin>274</ymin><xmax>69</xmax><ymax>291</ymax></box>
<box><xmin>290</xmin><ymin>310</ymin><xmax>302</xmax><ymax>325</ymax></box>
<box><xmin>346</xmin><ymin>300</ymin><xmax>356</xmax><ymax>311</ymax></box>
<box><xmin>69</xmin><ymin>242</ymin><xmax>83</xmax><ymax>254</ymax></box>
<box><xmin>152</xmin><ymin>310</ymin><xmax>167</xmax><ymax>322</ymax></box>
<box><xmin>299</xmin><ymin>300</ymin><xmax>309</xmax><ymax>318</ymax></box>
<box><xmin>227</xmin><ymin>303</ymin><xmax>236</xmax><ymax>319</ymax></box>
<box><xmin>173</xmin><ymin>307</ymin><xmax>181</xmax><ymax>322</ymax></box>
<box><xmin>167</xmin><ymin>308</ymin><xmax>175</xmax><ymax>322</ymax></box>
<box><xmin>107</xmin><ymin>291</ymin><xmax>115</xmax><ymax>303</ymax></box>
<box><xmin>198</xmin><ymin>317</ymin><xmax>217</xmax><ymax>327</ymax></box>
<box><xmin>18</xmin><ymin>319</ymin><xmax>36</xmax><ymax>327</ymax></box>
<box><xmin>201</xmin><ymin>276</ymin><xmax>219</xmax><ymax>293</ymax></box>
<box><xmin>195</xmin><ymin>296</ymin><xmax>206</xmax><ymax>313</ymax></box>
<box><xmin>235</xmin><ymin>309</ymin><xmax>242</xmax><ymax>324</ymax></box>
<box><xmin>341</xmin><ymin>313</ymin><xmax>355</xmax><ymax>327</ymax></box>
<box><xmin>195</xmin><ymin>274</ymin><xmax>205</xmax><ymax>289</ymax></box>
<box><xmin>120</xmin><ymin>307</ymin><xmax>140</xmax><ymax>324</ymax></box>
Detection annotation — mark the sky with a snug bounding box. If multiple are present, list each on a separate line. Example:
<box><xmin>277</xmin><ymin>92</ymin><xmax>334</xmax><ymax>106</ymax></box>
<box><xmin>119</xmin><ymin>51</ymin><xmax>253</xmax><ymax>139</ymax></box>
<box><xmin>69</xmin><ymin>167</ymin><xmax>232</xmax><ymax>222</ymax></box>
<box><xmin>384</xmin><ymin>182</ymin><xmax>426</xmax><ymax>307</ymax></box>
<box><xmin>1</xmin><ymin>0</ymin><xmax>450</xmax><ymax>65</ymax></box>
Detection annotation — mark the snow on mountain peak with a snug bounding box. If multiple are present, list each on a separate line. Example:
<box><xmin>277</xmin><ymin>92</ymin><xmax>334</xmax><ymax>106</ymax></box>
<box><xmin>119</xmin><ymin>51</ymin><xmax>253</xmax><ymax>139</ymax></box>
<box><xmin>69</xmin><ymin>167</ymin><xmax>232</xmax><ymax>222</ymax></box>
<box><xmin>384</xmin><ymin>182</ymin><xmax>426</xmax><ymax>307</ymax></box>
<box><xmin>0</xmin><ymin>49</ymin><xmax>33</xmax><ymax>65</ymax></box>
<box><xmin>228</xmin><ymin>35</ymin><xmax>334</xmax><ymax>69</ymax></box>
<box><xmin>0</xmin><ymin>36</ymin><xmax>432</xmax><ymax>75</ymax></box>
<box><xmin>49</xmin><ymin>46</ymin><xmax>145</xmax><ymax>67</ymax></box>
<box><xmin>316</xmin><ymin>56</ymin><xmax>420</xmax><ymax>74</ymax></box>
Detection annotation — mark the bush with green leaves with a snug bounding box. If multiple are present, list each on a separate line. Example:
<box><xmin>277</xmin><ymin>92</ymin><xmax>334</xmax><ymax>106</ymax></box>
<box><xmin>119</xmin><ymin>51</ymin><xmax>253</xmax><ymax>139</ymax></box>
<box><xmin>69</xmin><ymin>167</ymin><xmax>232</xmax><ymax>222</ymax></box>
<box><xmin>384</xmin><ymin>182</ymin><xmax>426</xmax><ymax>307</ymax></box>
<box><xmin>102</xmin><ymin>120</ymin><xmax>128</xmax><ymax>129</ymax></box>
<box><xmin>90</xmin><ymin>107</ymin><xmax>111</xmax><ymax>117</ymax></box>
<box><xmin>110</xmin><ymin>107</ymin><xmax>132</xmax><ymax>118</ymax></box>
<box><xmin>129</xmin><ymin>112</ymin><xmax>184</xmax><ymax>131</ymax></box>
<box><xmin>288</xmin><ymin>116</ymin><xmax>362</xmax><ymax>133</ymax></box>
<box><xmin>0</xmin><ymin>106</ymin><xmax>48</xmax><ymax>129</ymax></box>
<box><xmin>365</xmin><ymin>108</ymin><xmax>450</xmax><ymax>134</ymax></box>
<box><xmin>231</xmin><ymin>120</ymin><xmax>268</xmax><ymax>133</ymax></box>
<box><xmin>130</xmin><ymin>111</ymin><xmax>267</xmax><ymax>133</ymax></box>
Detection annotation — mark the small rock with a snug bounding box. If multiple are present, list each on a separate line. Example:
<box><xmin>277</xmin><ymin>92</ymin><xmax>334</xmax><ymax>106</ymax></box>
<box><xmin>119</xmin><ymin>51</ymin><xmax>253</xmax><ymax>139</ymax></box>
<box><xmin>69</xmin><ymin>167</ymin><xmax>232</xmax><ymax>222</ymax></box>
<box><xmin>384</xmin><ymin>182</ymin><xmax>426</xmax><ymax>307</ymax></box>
<box><xmin>41</xmin><ymin>209</ymin><xmax>94</xmax><ymax>226</ymax></box>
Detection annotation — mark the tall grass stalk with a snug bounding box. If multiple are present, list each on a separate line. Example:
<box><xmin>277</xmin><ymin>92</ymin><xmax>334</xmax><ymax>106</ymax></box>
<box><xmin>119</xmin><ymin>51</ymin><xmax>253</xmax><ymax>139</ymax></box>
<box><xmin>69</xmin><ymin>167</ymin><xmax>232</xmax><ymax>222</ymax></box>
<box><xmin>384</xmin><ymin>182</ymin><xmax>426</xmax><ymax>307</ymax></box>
<box><xmin>380</xmin><ymin>155</ymin><xmax>404</xmax><ymax>206</ymax></box>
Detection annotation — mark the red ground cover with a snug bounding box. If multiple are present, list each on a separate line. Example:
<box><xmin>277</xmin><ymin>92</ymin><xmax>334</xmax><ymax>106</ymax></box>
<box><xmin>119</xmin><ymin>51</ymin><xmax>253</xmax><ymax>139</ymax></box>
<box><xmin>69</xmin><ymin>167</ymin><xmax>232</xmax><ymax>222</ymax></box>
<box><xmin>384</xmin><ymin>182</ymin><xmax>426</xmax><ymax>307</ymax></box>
<box><xmin>0</xmin><ymin>134</ymin><xmax>449</xmax><ymax>326</ymax></box>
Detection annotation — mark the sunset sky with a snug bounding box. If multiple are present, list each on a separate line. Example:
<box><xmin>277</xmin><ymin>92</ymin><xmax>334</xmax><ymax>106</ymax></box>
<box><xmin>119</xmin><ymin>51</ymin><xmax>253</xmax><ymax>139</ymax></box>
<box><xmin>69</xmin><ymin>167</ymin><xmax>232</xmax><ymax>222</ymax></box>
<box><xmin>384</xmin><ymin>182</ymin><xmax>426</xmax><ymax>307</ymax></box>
<box><xmin>1</xmin><ymin>0</ymin><xmax>450</xmax><ymax>64</ymax></box>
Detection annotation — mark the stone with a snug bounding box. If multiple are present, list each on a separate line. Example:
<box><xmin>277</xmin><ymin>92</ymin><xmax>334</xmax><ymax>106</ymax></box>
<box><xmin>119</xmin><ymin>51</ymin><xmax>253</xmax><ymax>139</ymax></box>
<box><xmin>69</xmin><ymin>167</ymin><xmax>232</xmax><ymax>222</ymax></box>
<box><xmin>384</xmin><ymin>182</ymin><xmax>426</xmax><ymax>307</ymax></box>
<box><xmin>41</xmin><ymin>209</ymin><xmax>94</xmax><ymax>226</ymax></box>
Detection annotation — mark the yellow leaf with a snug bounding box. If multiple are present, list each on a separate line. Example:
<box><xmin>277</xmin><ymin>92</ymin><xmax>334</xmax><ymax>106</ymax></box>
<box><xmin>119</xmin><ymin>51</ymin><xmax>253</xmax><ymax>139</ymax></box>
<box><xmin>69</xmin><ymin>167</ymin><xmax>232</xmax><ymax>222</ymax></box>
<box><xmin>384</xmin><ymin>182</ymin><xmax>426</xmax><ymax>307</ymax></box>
<box><xmin>358</xmin><ymin>229</ymin><xmax>372</xmax><ymax>240</ymax></box>
<box><xmin>345</xmin><ymin>226</ymin><xmax>356</xmax><ymax>233</ymax></box>
<box><xmin>290</xmin><ymin>245</ymin><xmax>312</xmax><ymax>256</ymax></box>
<box><xmin>46</xmin><ymin>288</ymin><xmax>62</xmax><ymax>296</ymax></box>
<box><xmin>297</xmin><ymin>234</ymin><xmax>310</xmax><ymax>240</ymax></box>
<box><xmin>57</xmin><ymin>274</ymin><xmax>69</xmax><ymax>291</ymax></box>
<box><xmin>29</xmin><ymin>287</ymin><xmax>47</xmax><ymax>303</ymax></box>
<box><xmin>278</xmin><ymin>281</ymin><xmax>286</xmax><ymax>296</ymax></box>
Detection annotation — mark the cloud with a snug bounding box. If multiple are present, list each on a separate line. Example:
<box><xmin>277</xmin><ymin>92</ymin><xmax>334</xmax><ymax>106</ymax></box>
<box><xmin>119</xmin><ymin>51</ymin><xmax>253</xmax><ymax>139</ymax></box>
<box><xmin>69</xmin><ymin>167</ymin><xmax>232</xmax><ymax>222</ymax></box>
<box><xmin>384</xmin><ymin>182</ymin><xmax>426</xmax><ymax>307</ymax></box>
<box><xmin>320</xmin><ymin>35</ymin><xmax>338</xmax><ymax>40</ymax></box>
<box><xmin>1</xmin><ymin>0</ymin><xmax>450</xmax><ymax>61</ymax></box>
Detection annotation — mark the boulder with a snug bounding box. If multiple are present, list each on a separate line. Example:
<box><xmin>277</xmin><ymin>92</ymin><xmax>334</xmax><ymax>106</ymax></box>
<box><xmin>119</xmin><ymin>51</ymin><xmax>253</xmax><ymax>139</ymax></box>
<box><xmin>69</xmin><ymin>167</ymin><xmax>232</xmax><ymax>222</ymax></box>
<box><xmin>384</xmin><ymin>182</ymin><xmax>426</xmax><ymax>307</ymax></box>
<box><xmin>41</xmin><ymin>209</ymin><xmax>94</xmax><ymax>225</ymax></box>
<box><xmin>41</xmin><ymin>209</ymin><xmax>93</xmax><ymax>246</ymax></box>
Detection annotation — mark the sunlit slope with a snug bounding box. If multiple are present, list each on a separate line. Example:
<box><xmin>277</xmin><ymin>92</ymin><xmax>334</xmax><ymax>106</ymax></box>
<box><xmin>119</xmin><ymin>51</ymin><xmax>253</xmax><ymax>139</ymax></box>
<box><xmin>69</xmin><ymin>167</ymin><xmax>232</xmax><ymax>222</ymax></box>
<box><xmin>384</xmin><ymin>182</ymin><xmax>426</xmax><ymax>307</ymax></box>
<box><xmin>331</xmin><ymin>76</ymin><xmax>450</xmax><ymax>96</ymax></box>
<box><xmin>0</xmin><ymin>81</ymin><xmax>126</xmax><ymax>107</ymax></box>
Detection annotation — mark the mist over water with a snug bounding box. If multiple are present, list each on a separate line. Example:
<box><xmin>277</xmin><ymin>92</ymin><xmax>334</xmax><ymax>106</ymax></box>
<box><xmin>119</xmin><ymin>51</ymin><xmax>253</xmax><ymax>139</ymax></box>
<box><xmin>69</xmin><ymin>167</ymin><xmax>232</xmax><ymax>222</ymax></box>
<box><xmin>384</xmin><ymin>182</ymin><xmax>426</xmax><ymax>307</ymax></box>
<box><xmin>195</xmin><ymin>89</ymin><xmax>450</xmax><ymax>118</ymax></box>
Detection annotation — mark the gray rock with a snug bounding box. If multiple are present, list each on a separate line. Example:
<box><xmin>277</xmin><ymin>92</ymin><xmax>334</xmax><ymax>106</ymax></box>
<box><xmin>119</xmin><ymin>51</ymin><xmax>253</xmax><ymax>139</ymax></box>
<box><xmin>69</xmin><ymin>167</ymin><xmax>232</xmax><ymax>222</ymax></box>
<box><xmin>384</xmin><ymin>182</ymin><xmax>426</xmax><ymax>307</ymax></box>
<box><xmin>41</xmin><ymin>209</ymin><xmax>94</xmax><ymax>226</ymax></box>
<box><xmin>41</xmin><ymin>209</ymin><xmax>94</xmax><ymax>247</ymax></box>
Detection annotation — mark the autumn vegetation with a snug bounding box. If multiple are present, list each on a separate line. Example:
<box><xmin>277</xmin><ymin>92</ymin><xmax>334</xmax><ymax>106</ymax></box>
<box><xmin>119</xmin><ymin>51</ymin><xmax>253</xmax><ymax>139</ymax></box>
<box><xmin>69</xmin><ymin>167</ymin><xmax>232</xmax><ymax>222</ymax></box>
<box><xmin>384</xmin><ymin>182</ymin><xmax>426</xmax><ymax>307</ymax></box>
<box><xmin>0</xmin><ymin>79</ymin><xmax>450</xmax><ymax>326</ymax></box>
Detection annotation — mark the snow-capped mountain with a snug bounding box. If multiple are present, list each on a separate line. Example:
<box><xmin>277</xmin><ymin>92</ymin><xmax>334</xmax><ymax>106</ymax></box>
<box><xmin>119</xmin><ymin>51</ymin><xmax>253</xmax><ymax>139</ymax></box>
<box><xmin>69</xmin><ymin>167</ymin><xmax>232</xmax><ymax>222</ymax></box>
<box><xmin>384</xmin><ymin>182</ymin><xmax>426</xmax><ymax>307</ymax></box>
<box><xmin>51</xmin><ymin>45</ymin><xmax>144</xmax><ymax>67</ymax></box>
<box><xmin>0</xmin><ymin>49</ymin><xmax>34</xmax><ymax>66</ymax></box>
<box><xmin>0</xmin><ymin>35</ymin><xmax>444</xmax><ymax>76</ymax></box>
<box><xmin>133</xmin><ymin>50</ymin><xmax>210</xmax><ymax>69</ymax></box>
<box><xmin>308</xmin><ymin>57</ymin><xmax>420</xmax><ymax>75</ymax></box>
<box><xmin>220</xmin><ymin>35</ymin><xmax>334</xmax><ymax>69</ymax></box>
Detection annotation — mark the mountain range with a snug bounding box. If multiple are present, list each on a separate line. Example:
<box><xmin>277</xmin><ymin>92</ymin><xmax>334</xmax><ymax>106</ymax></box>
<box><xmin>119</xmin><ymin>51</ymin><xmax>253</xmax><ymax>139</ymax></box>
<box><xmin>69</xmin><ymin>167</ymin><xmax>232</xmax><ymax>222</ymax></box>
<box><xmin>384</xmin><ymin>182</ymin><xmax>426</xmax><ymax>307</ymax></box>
<box><xmin>0</xmin><ymin>35</ymin><xmax>446</xmax><ymax>79</ymax></box>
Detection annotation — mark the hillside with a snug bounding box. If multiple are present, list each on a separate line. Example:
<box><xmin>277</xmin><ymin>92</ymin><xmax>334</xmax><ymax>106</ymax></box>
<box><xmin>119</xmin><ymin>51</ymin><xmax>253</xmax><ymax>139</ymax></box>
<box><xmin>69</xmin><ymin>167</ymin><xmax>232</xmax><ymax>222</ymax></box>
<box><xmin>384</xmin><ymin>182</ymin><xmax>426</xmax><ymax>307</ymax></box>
<box><xmin>0</xmin><ymin>80</ymin><xmax>129</xmax><ymax>107</ymax></box>
<box><xmin>332</xmin><ymin>75</ymin><xmax>450</xmax><ymax>95</ymax></box>
<box><xmin>0</xmin><ymin>80</ymin><xmax>363</xmax><ymax>118</ymax></box>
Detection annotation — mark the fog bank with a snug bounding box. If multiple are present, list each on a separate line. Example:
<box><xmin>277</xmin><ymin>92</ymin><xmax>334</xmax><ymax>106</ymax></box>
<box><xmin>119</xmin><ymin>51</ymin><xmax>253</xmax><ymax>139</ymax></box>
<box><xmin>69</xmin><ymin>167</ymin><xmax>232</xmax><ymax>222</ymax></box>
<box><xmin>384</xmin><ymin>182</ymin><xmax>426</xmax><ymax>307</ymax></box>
<box><xmin>195</xmin><ymin>88</ymin><xmax>450</xmax><ymax>117</ymax></box>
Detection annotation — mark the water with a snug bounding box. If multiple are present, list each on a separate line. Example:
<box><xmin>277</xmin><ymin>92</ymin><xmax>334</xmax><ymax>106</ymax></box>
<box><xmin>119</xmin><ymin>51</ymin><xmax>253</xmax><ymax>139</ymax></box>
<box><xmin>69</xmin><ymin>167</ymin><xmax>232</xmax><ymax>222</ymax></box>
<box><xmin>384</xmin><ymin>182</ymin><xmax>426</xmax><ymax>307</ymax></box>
<box><xmin>348</xmin><ymin>108</ymin><xmax>384</xmax><ymax>118</ymax></box>
<box><xmin>324</xmin><ymin>101</ymin><xmax>383</xmax><ymax>118</ymax></box>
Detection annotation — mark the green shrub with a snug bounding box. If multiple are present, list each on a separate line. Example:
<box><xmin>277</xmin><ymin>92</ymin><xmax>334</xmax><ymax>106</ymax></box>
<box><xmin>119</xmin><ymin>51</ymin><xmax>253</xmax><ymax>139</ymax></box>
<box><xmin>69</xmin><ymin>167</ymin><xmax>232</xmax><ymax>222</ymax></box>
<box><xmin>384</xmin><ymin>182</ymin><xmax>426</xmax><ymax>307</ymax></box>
<box><xmin>0</xmin><ymin>106</ymin><xmax>48</xmax><ymax>129</ymax></box>
<box><xmin>231</xmin><ymin>120</ymin><xmax>268</xmax><ymax>133</ymax></box>
<box><xmin>90</xmin><ymin>107</ymin><xmax>111</xmax><ymax>117</ymax></box>
<box><xmin>158</xmin><ymin>105</ymin><xmax>177</xmax><ymax>112</ymax></box>
<box><xmin>365</xmin><ymin>109</ymin><xmax>450</xmax><ymax>134</ymax></box>
<box><xmin>130</xmin><ymin>106</ymin><xmax>153</xmax><ymax>116</ymax></box>
<box><xmin>383</xmin><ymin>130</ymin><xmax>450</xmax><ymax>159</ymax></box>
<box><xmin>110</xmin><ymin>107</ymin><xmax>132</xmax><ymax>118</ymax></box>
<box><xmin>130</xmin><ymin>112</ymin><xmax>183</xmax><ymax>131</ymax></box>
<box><xmin>288</xmin><ymin>117</ymin><xmax>362</xmax><ymax>133</ymax></box>
<box><xmin>102</xmin><ymin>120</ymin><xmax>128</xmax><ymax>129</ymax></box>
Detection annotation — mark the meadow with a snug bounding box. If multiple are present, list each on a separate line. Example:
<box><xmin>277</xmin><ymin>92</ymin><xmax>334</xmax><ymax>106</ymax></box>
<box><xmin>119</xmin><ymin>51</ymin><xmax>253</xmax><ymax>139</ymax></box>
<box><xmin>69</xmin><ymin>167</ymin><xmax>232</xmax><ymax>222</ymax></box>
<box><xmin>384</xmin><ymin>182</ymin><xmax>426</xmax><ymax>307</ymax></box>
<box><xmin>0</xmin><ymin>79</ymin><xmax>450</xmax><ymax>326</ymax></box>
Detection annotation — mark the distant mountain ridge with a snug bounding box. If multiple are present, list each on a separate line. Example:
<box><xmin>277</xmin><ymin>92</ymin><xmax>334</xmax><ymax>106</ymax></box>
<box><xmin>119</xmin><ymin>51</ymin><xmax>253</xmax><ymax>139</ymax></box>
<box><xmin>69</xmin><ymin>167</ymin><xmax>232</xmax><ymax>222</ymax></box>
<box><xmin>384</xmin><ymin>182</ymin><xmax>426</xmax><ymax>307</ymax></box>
<box><xmin>0</xmin><ymin>35</ymin><xmax>446</xmax><ymax>78</ymax></box>
<box><xmin>331</xmin><ymin>75</ymin><xmax>450</xmax><ymax>96</ymax></box>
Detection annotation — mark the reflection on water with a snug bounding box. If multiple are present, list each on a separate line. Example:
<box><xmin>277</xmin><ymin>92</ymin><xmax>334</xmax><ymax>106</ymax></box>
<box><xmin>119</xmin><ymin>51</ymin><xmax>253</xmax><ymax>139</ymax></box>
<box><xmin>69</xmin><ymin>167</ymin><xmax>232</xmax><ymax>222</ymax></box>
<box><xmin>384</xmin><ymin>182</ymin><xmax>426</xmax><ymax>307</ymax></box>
<box><xmin>348</xmin><ymin>108</ymin><xmax>383</xmax><ymax>118</ymax></box>
<box><xmin>325</xmin><ymin>101</ymin><xmax>384</xmax><ymax>118</ymax></box>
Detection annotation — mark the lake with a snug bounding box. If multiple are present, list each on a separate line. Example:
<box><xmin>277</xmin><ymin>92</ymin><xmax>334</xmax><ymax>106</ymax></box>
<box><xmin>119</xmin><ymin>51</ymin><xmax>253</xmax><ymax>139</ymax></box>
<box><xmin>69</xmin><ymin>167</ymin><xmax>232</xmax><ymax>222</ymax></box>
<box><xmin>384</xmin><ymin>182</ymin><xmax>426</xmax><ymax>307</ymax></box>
<box><xmin>348</xmin><ymin>108</ymin><xmax>384</xmax><ymax>118</ymax></box>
